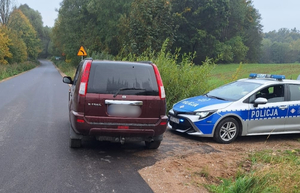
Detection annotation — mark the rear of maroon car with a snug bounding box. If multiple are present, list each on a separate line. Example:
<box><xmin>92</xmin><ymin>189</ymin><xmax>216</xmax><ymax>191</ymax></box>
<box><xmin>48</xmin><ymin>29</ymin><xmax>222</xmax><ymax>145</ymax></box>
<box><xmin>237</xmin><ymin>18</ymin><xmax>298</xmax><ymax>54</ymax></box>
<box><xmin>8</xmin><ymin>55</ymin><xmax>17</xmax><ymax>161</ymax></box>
<box><xmin>64</xmin><ymin>59</ymin><xmax>168</xmax><ymax>148</ymax></box>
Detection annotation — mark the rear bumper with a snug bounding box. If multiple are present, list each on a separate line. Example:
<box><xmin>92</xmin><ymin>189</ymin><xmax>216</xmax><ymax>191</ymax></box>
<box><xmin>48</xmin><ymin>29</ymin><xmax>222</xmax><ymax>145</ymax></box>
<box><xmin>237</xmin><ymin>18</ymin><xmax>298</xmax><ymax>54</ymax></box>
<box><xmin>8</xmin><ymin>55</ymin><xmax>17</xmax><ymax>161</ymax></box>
<box><xmin>70</xmin><ymin>111</ymin><xmax>168</xmax><ymax>137</ymax></box>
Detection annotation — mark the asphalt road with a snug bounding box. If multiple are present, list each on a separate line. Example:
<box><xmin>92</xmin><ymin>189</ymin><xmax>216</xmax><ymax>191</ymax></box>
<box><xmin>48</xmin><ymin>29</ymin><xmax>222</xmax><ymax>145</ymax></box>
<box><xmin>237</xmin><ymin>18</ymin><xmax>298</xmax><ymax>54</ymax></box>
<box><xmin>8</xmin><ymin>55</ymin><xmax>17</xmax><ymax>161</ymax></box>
<box><xmin>0</xmin><ymin>60</ymin><xmax>160</xmax><ymax>193</ymax></box>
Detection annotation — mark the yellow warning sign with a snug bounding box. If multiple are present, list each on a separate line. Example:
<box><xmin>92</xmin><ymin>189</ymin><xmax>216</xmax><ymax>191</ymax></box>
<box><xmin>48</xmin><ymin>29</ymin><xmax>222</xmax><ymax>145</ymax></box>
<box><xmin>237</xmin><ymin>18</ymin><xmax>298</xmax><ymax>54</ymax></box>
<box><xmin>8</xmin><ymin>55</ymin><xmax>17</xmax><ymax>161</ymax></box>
<box><xmin>77</xmin><ymin>46</ymin><xmax>87</xmax><ymax>56</ymax></box>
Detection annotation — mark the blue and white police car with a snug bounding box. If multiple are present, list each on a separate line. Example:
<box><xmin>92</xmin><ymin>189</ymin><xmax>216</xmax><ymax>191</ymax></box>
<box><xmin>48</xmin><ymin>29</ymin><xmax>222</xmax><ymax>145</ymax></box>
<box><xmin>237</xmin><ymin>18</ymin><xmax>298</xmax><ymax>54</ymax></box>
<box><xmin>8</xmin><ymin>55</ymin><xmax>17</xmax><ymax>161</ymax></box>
<box><xmin>168</xmin><ymin>73</ymin><xmax>300</xmax><ymax>143</ymax></box>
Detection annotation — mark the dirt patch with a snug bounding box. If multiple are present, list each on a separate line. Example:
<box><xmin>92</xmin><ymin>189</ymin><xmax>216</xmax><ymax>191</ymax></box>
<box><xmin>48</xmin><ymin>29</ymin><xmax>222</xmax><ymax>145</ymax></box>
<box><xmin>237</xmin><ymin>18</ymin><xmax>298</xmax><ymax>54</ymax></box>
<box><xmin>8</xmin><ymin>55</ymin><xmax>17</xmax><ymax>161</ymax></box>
<box><xmin>139</xmin><ymin>130</ymin><xmax>300</xmax><ymax>193</ymax></box>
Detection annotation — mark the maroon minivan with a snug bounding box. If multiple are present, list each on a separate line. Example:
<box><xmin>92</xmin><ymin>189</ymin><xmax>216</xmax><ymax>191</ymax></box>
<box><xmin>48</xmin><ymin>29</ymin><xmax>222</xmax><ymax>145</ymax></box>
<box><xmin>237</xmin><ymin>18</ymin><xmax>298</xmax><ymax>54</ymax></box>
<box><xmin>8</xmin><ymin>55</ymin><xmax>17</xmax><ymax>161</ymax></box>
<box><xmin>63</xmin><ymin>59</ymin><xmax>168</xmax><ymax>149</ymax></box>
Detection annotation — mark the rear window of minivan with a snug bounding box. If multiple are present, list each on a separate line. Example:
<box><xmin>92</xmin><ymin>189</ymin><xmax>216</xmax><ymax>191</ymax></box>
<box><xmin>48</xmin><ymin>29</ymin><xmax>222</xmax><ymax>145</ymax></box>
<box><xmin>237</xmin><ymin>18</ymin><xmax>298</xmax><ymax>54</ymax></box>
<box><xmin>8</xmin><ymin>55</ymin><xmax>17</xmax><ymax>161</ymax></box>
<box><xmin>87</xmin><ymin>62</ymin><xmax>159</xmax><ymax>96</ymax></box>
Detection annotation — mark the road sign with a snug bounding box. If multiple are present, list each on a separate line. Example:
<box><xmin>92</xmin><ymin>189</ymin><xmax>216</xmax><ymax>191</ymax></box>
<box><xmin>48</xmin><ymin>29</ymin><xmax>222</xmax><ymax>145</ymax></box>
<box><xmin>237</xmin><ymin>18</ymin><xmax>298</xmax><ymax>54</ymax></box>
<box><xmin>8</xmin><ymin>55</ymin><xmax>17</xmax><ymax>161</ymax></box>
<box><xmin>77</xmin><ymin>46</ymin><xmax>87</xmax><ymax>56</ymax></box>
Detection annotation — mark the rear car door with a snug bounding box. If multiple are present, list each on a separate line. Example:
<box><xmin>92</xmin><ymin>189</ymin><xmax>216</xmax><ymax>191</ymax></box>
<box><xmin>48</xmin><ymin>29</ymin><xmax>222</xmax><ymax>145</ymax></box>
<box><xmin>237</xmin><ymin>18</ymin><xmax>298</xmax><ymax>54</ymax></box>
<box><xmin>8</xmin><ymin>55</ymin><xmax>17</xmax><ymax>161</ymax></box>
<box><xmin>84</xmin><ymin>61</ymin><xmax>164</xmax><ymax>125</ymax></box>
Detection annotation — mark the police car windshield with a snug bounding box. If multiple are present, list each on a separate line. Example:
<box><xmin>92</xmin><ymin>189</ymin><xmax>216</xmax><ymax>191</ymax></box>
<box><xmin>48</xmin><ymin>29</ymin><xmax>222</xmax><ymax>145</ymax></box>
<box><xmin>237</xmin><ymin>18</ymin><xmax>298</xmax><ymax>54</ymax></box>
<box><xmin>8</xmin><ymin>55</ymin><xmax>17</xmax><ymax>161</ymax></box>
<box><xmin>207</xmin><ymin>81</ymin><xmax>262</xmax><ymax>101</ymax></box>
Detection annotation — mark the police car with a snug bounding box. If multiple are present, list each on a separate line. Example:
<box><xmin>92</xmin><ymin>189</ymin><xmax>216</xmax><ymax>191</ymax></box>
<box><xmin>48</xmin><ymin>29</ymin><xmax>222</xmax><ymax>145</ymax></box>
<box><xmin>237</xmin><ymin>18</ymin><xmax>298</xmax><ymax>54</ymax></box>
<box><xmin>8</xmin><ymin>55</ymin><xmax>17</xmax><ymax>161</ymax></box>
<box><xmin>168</xmin><ymin>73</ymin><xmax>300</xmax><ymax>143</ymax></box>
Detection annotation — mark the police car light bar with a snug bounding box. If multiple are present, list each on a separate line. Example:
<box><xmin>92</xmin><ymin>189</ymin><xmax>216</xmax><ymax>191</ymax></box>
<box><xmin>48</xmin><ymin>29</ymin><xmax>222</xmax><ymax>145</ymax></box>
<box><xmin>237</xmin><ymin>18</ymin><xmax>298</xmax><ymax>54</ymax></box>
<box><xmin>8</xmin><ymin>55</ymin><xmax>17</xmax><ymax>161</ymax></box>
<box><xmin>249</xmin><ymin>73</ymin><xmax>285</xmax><ymax>80</ymax></box>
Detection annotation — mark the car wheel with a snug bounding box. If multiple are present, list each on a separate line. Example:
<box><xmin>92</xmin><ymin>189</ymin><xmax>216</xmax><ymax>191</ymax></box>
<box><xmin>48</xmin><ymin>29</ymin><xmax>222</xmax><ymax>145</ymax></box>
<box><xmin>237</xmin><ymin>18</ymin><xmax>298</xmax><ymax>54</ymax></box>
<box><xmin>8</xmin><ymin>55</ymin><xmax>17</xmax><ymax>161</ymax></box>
<box><xmin>69</xmin><ymin>138</ymin><xmax>81</xmax><ymax>148</ymax></box>
<box><xmin>69</xmin><ymin>126</ymin><xmax>82</xmax><ymax>148</ymax></box>
<box><xmin>145</xmin><ymin>141</ymin><xmax>161</xmax><ymax>149</ymax></box>
<box><xmin>213</xmin><ymin>117</ymin><xmax>239</xmax><ymax>144</ymax></box>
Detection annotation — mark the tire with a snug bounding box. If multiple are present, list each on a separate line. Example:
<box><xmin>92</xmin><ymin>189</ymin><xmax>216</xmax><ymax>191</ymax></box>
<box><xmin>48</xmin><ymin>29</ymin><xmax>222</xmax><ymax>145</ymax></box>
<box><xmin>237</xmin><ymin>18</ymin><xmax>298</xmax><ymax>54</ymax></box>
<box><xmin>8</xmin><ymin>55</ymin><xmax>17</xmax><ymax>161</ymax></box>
<box><xmin>69</xmin><ymin>138</ymin><xmax>82</xmax><ymax>148</ymax></box>
<box><xmin>69</xmin><ymin>126</ymin><xmax>82</xmax><ymax>148</ymax></box>
<box><xmin>145</xmin><ymin>141</ymin><xmax>161</xmax><ymax>149</ymax></box>
<box><xmin>213</xmin><ymin>117</ymin><xmax>239</xmax><ymax>144</ymax></box>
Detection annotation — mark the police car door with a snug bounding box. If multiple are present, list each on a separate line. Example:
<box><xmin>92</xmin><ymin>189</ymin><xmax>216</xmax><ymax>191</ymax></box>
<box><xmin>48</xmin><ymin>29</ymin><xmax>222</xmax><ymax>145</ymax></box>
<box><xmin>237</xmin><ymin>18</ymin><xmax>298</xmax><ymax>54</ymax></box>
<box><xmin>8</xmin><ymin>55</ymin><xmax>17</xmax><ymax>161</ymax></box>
<box><xmin>247</xmin><ymin>85</ymin><xmax>288</xmax><ymax>134</ymax></box>
<box><xmin>284</xmin><ymin>84</ymin><xmax>300</xmax><ymax>131</ymax></box>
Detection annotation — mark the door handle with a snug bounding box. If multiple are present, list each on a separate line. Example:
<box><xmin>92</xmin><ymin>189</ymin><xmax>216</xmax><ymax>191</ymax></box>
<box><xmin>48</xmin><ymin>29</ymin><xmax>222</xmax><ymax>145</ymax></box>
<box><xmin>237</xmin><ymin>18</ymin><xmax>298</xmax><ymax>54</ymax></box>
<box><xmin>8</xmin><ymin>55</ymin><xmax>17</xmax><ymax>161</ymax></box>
<box><xmin>279</xmin><ymin>105</ymin><xmax>288</xmax><ymax>110</ymax></box>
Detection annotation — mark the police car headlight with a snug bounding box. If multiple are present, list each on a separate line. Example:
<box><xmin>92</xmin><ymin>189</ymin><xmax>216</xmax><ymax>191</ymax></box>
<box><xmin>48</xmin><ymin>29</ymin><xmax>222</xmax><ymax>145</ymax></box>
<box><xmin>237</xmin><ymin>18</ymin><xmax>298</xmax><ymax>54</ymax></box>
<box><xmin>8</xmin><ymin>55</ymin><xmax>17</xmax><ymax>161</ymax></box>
<box><xmin>195</xmin><ymin>111</ymin><xmax>216</xmax><ymax>119</ymax></box>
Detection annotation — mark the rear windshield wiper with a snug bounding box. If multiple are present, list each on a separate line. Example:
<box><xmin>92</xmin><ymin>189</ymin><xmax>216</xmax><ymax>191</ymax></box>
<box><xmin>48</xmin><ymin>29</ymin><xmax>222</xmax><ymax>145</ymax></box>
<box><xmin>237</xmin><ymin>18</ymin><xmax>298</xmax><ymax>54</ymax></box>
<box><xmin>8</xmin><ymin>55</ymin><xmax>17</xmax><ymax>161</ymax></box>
<box><xmin>113</xmin><ymin>88</ymin><xmax>146</xmax><ymax>97</ymax></box>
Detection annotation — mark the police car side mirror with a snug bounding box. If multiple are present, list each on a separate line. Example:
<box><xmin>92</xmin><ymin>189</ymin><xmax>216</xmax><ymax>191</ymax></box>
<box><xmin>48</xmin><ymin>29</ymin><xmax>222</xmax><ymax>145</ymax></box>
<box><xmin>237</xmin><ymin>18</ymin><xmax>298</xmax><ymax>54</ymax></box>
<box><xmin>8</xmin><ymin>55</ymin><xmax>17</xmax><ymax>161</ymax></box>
<box><xmin>253</xmin><ymin>97</ymin><xmax>268</xmax><ymax>107</ymax></box>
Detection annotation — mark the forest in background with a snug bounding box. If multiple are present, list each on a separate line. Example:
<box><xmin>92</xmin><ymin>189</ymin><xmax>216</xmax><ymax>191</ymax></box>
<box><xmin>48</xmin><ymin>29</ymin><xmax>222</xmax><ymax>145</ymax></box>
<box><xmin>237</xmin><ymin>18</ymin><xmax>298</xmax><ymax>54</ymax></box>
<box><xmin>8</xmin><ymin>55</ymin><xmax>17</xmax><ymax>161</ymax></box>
<box><xmin>1</xmin><ymin>0</ymin><xmax>300</xmax><ymax>65</ymax></box>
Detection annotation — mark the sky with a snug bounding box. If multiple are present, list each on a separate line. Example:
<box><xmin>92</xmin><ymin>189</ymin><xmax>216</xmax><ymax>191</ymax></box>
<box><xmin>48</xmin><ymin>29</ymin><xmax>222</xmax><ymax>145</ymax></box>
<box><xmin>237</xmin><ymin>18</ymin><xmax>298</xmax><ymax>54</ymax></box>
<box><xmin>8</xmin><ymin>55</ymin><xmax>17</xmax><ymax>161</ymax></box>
<box><xmin>16</xmin><ymin>0</ymin><xmax>61</xmax><ymax>27</ymax></box>
<box><xmin>252</xmin><ymin>0</ymin><xmax>300</xmax><ymax>32</ymax></box>
<box><xmin>16</xmin><ymin>0</ymin><xmax>300</xmax><ymax>32</ymax></box>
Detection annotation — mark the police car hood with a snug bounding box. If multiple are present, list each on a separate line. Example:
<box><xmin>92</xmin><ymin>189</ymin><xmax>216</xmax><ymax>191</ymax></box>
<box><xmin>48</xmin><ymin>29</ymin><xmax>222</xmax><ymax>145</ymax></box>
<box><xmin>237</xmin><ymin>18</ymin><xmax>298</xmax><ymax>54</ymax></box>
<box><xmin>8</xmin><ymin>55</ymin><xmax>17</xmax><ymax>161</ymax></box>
<box><xmin>173</xmin><ymin>95</ymin><xmax>232</xmax><ymax>112</ymax></box>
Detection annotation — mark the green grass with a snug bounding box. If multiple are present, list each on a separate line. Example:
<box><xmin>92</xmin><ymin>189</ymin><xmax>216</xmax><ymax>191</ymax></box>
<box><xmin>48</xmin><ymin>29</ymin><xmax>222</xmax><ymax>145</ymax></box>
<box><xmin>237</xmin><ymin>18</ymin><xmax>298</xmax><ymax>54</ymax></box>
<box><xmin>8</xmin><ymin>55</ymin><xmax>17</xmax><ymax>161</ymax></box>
<box><xmin>207</xmin><ymin>149</ymin><xmax>300</xmax><ymax>193</ymax></box>
<box><xmin>54</xmin><ymin>60</ymin><xmax>76</xmax><ymax>77</ymax></box>
<box><xmin>0</xmin><ymin>62</ymin><xmax>37</xmax><ymax>81</ymax></box>
<box><xmin>209</xmin><ymin>63</ymin><xmax>300</xmax><ymax>88</ymax></box>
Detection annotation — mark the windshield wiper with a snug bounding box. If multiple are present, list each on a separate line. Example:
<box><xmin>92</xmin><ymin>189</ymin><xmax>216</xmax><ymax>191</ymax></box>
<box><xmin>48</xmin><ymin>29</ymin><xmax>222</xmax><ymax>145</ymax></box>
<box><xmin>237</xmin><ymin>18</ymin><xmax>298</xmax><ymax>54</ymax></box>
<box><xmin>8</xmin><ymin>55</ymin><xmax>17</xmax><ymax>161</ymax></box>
<box><xmin>113</xmin><ymin>88</ymin><xmax>146</xmax><ymax>97</ymax></box>
<box><xmin>207</xmin><ymin>95</ymin><xmax>226</xmax><ymax>101</ymax></box>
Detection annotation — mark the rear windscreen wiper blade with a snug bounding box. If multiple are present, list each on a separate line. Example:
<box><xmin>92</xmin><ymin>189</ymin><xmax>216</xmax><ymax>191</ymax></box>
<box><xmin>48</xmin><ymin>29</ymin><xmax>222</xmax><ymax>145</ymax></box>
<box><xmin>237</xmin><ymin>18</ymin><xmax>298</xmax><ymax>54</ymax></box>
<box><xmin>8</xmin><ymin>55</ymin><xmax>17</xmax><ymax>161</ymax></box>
<box><xmin>113</xmin><ymin>88</ymin><xmax>146</xmax><ymax>97</ymax></box>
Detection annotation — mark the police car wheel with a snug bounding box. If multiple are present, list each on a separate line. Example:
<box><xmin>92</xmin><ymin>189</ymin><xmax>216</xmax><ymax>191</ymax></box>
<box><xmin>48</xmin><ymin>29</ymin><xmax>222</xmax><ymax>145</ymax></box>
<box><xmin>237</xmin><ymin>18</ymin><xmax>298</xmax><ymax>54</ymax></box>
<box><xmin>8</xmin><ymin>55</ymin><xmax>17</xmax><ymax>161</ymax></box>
<box><xmin>214</xmin><ymin>118</ymin><xmax>239</xmax><ymax>144</ymax></box>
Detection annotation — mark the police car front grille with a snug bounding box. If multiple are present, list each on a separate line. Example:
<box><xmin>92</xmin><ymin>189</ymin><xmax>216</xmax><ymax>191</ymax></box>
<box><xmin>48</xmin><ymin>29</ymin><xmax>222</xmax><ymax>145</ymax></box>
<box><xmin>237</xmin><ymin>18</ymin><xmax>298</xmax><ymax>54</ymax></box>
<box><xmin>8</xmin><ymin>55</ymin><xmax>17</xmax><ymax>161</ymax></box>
<box><xmin>170</xmin><ymin>121</ymin><xmax>190</xmax><ymax>130</ymax></box>
<box><xmin>169</xmin><ymin>117</ymin><xmax>197</xmax><ymax>133</ymax></box>
<box><xmin>173</xmin><ymin>110</ymin><xmax>194</xmax><ymax>116</ymax></box>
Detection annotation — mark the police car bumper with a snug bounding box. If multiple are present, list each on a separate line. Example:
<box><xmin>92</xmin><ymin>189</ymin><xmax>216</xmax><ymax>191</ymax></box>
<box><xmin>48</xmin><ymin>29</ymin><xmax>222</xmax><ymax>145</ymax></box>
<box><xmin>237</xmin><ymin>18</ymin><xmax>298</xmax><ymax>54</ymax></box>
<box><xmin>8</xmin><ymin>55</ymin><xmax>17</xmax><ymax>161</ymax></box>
<box><xmin>168</xmin><ymin>111</ymin><xmax>214</xmax><ymax>137</ymax></box>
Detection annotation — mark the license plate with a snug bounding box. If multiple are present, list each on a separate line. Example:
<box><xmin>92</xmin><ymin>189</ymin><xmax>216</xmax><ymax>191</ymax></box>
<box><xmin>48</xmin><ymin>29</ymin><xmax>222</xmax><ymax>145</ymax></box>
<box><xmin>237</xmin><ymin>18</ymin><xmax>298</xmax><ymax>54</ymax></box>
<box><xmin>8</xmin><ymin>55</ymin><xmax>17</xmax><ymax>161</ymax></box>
<box><xmin>170</xmin><ymin>116</ymin><xmax>179</xmax><ymax>124</ymax></box>
<box><xmin>107</xmin><ymin>105</ymin><xmax>141</xmax><ymax>117</ymax></box>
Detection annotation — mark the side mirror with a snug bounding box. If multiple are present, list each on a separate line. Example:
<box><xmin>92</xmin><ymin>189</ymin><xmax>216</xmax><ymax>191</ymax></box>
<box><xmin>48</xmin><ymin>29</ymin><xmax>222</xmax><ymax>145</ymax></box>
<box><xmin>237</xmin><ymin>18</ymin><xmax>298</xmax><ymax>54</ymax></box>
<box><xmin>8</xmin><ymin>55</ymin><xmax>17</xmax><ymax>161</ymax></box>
<box><xmin>253</xmin><ymin>97</ymin><xmax>267</xmax><ymax>107</ymax></box>
<box><xmin>63</xmin><ymin>76</ymin><xmax>73</xmax><ymax>84</ymax></box>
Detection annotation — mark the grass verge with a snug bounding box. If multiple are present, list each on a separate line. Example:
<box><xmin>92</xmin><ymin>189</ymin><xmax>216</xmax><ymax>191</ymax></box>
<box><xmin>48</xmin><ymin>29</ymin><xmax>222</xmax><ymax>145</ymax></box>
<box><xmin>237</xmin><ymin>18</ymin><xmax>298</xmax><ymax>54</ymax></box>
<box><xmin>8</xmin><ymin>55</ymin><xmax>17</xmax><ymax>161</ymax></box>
<box><xmin>53</xmin><ymin>60</ymin><xmax>76</xmax><ymax>77</ymax></box>
<box><xmin>206</xmin><ymin>149</ymin><xmax>300</xmax><ymax>193</ymax></box>
<box><xmin>0</xmin><ymin>62</ymin><xmax>37</xmax><ymax>81</ymax></box>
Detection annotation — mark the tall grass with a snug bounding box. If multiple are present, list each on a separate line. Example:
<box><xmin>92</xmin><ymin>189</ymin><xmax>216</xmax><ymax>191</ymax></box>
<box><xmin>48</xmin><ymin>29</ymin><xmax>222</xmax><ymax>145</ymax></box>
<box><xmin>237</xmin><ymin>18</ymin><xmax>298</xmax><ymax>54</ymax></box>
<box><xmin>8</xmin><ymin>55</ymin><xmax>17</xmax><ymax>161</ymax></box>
<box><xmin>54</xmin><ymin>60</ymin><xmax>76</xmax><ymax>77</ymax></box>
<box><xmin>121</xmin><ymin>42</ymin><xmax>216</xmax><ymax>110</ymax></box>
<box><xmin>0</xmin><ymin>62</ymin><xmax>37</xmax><ymax>81</ymax></box>
<box><xmin>207</xmin><ymin>149</ymin><xmax>300</xmax><ymax>193</ymax></box>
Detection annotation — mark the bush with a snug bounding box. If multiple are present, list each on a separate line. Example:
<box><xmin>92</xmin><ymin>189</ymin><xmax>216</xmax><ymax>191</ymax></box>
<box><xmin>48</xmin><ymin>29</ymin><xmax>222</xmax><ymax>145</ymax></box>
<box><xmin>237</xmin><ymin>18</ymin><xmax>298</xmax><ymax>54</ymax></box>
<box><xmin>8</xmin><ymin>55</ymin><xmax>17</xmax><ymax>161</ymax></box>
<box><xmin>121</xmin><ymin>40</ymin><xmax>215</xmax><ymax>110</ymax></box>
<box><xmin>52</xmin><ymin>60</ymin><xmax>76</xmax><ymax>77</ymax></box>
<box><xmin>0</xmin><ymin>62</ymin><xmax>37</xmax><ymax>81</ymax></box>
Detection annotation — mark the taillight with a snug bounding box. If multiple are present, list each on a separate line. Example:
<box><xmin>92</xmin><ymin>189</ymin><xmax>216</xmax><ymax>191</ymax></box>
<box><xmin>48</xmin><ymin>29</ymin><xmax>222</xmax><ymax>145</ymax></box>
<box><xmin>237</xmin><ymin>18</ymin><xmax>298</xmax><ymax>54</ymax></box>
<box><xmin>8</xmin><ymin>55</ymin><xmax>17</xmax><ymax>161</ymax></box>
<box><xmin>151</xmin><ymin>63</ymin><xmax>165</xmax><ymax>99</ymax></box>
<box><xmin>79</xmin><ymin>60</ymin><xmax>92</xmax><ymax>96</ymax></box>
<box><xmin>77</xmin><ymin>119</ymin><xmax>85</xmax><ymax>123</ymax></box>
<box><xmin>160</xmin><ymin>121</ymin><xmax>167</xmax><ymax>126</ymax></box>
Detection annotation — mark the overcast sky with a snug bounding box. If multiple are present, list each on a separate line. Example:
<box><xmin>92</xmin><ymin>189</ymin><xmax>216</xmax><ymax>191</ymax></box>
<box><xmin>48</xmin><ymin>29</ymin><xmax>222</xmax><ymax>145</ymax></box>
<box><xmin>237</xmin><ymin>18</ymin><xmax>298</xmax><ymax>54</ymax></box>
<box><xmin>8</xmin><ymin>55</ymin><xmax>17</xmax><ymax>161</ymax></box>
<box><xmin>16</xmin><ymin>0</ymin><xmax>300</xmax><ymax>32</ymax></box>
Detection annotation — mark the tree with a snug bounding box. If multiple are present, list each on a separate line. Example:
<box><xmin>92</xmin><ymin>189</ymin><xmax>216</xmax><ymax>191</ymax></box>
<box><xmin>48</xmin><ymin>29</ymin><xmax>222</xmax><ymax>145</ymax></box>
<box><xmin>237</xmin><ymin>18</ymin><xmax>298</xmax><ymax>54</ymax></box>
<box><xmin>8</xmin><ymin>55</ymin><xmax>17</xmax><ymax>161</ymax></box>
<box><xmin>260</xmin><ymin>38</ymin><xmax>272</xmax><ymax>63</ymax></box>
<box><xmin>19</xmin><ymin>4</ymin><xmax>43</xmax><ymax>37</ymax></box>
<box><xmin>170</xmin><ymin>0</ymin><xmax>230</xmax><ymax>64</ymax></box>
<box><xmin>224</xmin><ymin>0</ymin><xmax>262</xmax><ymax>63</ymax></box>
<box><xmin>242</xmin><ymin>0</ymin><xmax>263</xmax><ymax>62</ymax></box>
<box><xmin>220</xmin><ymin>36</ymin><xmax>249</xmax><ymax>63</ymax></box>
<box><xmin>261</xmin><ymin>28</ymin><xmax>300</xmax><ymax>63</ymax></box>
<box><xmin>53</xmin><ymin>0</ymin><xmax>134</xmax><ymax>64</ymax></box>
<box><xmin>39</xmin><ymin>26</ymin><xmax>51</xmax><ymax>58</ymax></box>
<box><xmin>271</xmin><ymin>42</ymin><xmax>290</xmax><ymax>63</ymax></box>
<box><xmin>0</xmin><ymin>25</ymin><xmax>27</xmax><ymax>63</ymax></box>
<box><xmin>53</xmin><ymin>0</ymin><xmax>90</xmax><ymax>64</ymax></box>
<box><xmin>86</xmin><ymin>0</ymin><xmax>133</xmax><ymax>55</ymax></box>
<box><xmin>8</xmin><ymin>9</ymin><xmax>41</xmax><ymax>59</ymax></box>
<box><xmin>0</xmin><ymin>0</ymin><xmax>13</xmax><ymax>24</ymax></box>
<box><xmin>0</xmin><ymin>26</ymin><xmax>12</xmax><ymax>64</ymax></box>
<box><xmin>120</xmin><ymin>0</ymin><xmax>175</xmax><ymax>55</ymax></box>
<box><xmin>19</xmin><ymin>4</ymin><xmax>51</xmax><ymax>58</ymax></box>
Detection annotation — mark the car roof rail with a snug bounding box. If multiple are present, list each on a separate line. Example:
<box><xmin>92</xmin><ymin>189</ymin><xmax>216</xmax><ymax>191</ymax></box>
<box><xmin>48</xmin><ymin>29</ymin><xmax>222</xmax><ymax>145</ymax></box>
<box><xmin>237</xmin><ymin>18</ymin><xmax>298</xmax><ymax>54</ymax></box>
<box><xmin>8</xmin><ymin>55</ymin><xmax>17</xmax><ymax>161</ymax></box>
<box><xmin>84</xmin><ymin>57</ymin><xmax>93</xmax><ymax>60</ymax></box>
